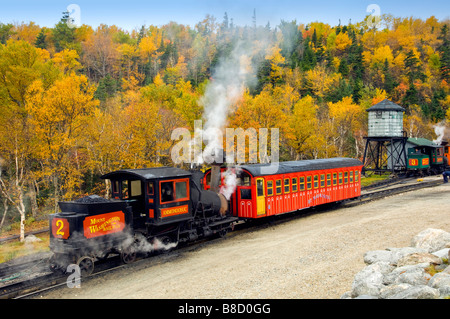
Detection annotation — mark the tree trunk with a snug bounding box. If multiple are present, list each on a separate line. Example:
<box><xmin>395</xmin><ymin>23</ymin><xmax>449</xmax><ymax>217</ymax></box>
<box><xmin>29</xmin><ymin>179</ymin><xmax>38</xmax><ymax>218</ymax></box>
<box><xmin>0</xmin><ymin>200</ymin><xmax>9</xmax><ymax>229</ymax></box>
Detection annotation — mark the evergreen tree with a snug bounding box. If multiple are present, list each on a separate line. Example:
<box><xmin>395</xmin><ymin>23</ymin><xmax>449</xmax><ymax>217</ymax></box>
<box><xmin>279</xmin><ymin>20</ymin><xmax>302</xmax><ymax>68</ymax></box>
<box><xmin>438</xmin><ymin>24</ymin><xmax>450</xmax><ymax>82</ymax></box>
<box><xmin>0</xmin><ymin>23</ymin><xmax>13</xmax><ymax>44</ymax></box>
<box><xmin>300</xmin><ymin>37</ymin><xmax>316</xmax><ymax>71</ymax></box>
<box><xmin>35</xmin><ymin>28</ymin><xmax>47</xmax><ymax>49</ymax></box>
<box><xmin>383</xmin><ymin>58</ymin><xmax>397</xmax><ymax>93</ymax></box>
<box><xmin>338</xmin><ymin>58</ymin><xmax>349</xmax><ymax>76</ymax></box>
<box><xmin>52</xmin><ymin>11</ymin><xmax>76</xmax><ymax>52</ymax></box>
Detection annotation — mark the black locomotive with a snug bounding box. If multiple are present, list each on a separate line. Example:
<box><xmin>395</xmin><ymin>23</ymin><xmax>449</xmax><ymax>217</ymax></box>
<box><xmin>49</xmin><ymin>167</ymin><xmax>236</xmax><ymax>275</ymax></box>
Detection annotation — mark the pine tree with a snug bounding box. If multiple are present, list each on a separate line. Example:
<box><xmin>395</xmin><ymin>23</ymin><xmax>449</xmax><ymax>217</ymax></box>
<box><xmin>35</xmin><ymin>28</ymin><xmax>47</xmax><ymax>49</ymax></box>
<box><xmin>301</xmin><ymin>37</ymin><xmax>317</xmax><ymax>71</ymax></box>
<box><xmin>438</xmin><ymin>24</ymin><xmax>450</xmax><ymax>82</ymax></box>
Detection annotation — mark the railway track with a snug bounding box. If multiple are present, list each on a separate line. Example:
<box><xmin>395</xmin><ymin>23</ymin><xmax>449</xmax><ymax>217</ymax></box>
<box><xmin>0</xmin><ymin>175</ymin><xmax>445</xmax><ymax>299</ymax></box>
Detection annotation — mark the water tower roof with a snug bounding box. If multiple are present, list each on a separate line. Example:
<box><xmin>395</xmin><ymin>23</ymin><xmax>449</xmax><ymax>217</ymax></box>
<box><xmin>367</xmin><ymin>99</ymin><xmax>406</xmax><ymax>112</ymax></box>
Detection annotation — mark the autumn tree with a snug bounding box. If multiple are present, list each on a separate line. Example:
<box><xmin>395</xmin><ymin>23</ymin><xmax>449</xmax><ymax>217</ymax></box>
<box><xmin>0</xmin><ymin>39</ymin><xmax>50</xmax><ymax>240</ymax></box>
<box><xmin>26</xmin><ymin>74</ymin><xmax>99</xmax><ymax>207</ymax></box>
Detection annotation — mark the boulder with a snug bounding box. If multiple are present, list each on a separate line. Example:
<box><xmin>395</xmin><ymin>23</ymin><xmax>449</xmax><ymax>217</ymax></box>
<box><xmin>379</xmin><ymin>283</ymin><xmax>413</xmax><ymax>299</ymax></box>
<box><xmin>411</xmin><ymin>228</ymin><xmax>450</xmax><ymax>253</ymax></box>
<box><xmin>24</xmin><ymin>234</ymin><xmax>42</xmax><ymax>243</ymax></box>
<box><xmin>387</xmin><ymin>285</ymin><xmax>440</xmax><ymax>299</ymax></box>
<box><xmin>396</xmin><ymin>252</ymin><xmax>442</xmax><ymax>267</ymax></box>
<box><xmin>383</xmin><ymin>263</ymin><xmax>431</xmax><ymax>286</ymax></box>
<box><xmin>431</xmin><ymin>248</ymin><xmax>450</xmax><ymax>260</ymax></box>
<box><xmin>351</xmin><ymin>261</ymin><xmax>394</xmax><ymax>298</ymax></box>
<box><xmin>428</xmin><ymin>272</ymin><xmax>450</xmax><ymax>297</ymax></box>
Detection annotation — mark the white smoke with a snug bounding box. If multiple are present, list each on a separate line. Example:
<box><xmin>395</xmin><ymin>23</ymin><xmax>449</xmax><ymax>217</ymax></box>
<box><xmin>220</xmin><ymin>166</ymin><xmax>242</xmax><ymax>200</ymax></box>
<box><xmin>433</xmin><ymin>123</ymin><xmax>447</xmax><ymax>145</ymax></box>
<box><xmin>194</xmin><ymin>42</ymin><xmax>255</xmax><ymax>165</ymax></box>
<box><xmin>192</xmin><ymin>31</ymin><xmax>275</xmax><ymax>165</ymax></box>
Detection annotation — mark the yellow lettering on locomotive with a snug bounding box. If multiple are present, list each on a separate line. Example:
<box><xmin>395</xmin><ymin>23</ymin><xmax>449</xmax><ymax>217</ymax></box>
<box><xmin>83</xmin><ymin>211</ymin><xmax>125</xmax><ymax>239</ymax></box>
<box><xmin>161</xmin><ymin>205</ymin><xmax>189</xmax><ymax>218</ymax></box>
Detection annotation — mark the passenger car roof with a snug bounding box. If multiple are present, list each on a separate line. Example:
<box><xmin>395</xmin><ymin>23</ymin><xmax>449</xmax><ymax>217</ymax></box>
<box><xmin>238</xmin><ymin>158</ymin><xmax>363</xmax><ymax>177</ymax></box>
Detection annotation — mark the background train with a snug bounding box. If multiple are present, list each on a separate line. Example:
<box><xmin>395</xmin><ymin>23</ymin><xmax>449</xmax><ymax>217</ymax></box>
<box><xmin>405</xmin><ymin>139</ymin><xmax>449</xmax><ymax>175</ymax></box>
<box><xmin>48</xmin><ymin>157</ymin><xmax>363</xmax><ymax>275</ymax></box>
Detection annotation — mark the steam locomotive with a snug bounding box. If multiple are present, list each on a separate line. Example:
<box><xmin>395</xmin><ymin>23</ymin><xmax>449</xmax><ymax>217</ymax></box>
<box><xmin>49</xmin><ymin>157</ymin><xmax>363</xmax><ymax>275</ymax></box>
<box><xmin>406</xmin><ymin>141</ymin><xmax>449</xmax><ymax>175</ymax></box>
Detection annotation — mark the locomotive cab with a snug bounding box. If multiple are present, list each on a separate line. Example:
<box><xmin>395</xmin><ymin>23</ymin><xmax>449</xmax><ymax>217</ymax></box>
<box><xmin>101</xmin><ymin>168</ymin><xmax>193</xmax><ymax>229</ymax></box>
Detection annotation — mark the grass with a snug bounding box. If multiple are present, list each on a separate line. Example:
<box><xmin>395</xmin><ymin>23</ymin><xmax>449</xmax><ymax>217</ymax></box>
<box><xmin>0</xmin><ymin>233</ymin><xmax>50</xmax><ymax>263</ymax></box>
<box><xmin>361</xmin><ymin>173</ymin><xmax>391</xmax><ymax>187</ymax></box>
<box><xmin>0</xmin><ymin>219</ymin><xmax>51</xmax><ymax>264</ymax></box>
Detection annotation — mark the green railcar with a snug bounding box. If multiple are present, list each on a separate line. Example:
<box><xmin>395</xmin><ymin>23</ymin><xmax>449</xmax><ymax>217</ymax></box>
<box><xmin>407</xmin><ymin>148</ymin><xmax>430</xmax><ymax>170</ymax></box>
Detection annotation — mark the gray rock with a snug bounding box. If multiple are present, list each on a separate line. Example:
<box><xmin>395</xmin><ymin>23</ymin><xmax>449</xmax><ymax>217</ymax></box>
<box><xmin>386</xmin><ymin>247</ymin><xmax>427</xmax><ymax>265</ymax></box>
<box><xmin>396</xmin><ymin>252</ymin><xmax>442</xmax><ymax>267</ymax></box>
<box><xmin>364</xmin><ymin>250</ymin><xmax>392</xmax><ymax>265</ymax></box>
<box><xmin>431</xmin><ymin>248</ymin><xmax>450</xmax><ymax>260</ymax></box>
<box><xmin>428</xmin><ymin>272</ymin><xmax>450</xmax><ymax>297</ymax></box>
<box><xmin>24</xmin><ymin>234</ymin><xmax>42</xmax><ymax>243</ymax></box>
<box><xmin>387</xmin><ymin>285</ymin><xmax>440</xmax><ymax>299</ymax></box>
<box><xmin>351</xmin><ymin>261</ymin><xmax>394</xmax><ymax>298</ymax></box>
<box><xmin>411</xmin><ymin>228</ymin><xmax>450</xmax><ymax>253</ymax></box>
<box><xmin>383</xmin><ymin>263</ymin><xmax>431</xmax><ymax>286</ymax></box>
<box><xmin>354</xmin><ymin>294</ymin><xmax>378</xmax><ymax>299</ymax></box>
<box><xmin>379</xmin><ymin>283</ymin><xmax>413</xmax><ymax>299</ymax></box>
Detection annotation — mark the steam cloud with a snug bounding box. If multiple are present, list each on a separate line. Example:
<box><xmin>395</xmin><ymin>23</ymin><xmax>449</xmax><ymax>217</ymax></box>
<box><xmin>433</xmin><ymin>123</ymin><xmax>448</xmax><ymax>145</ymax></box>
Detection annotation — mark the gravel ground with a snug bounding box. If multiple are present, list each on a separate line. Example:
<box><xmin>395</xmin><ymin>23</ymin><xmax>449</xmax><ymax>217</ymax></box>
<box><xmin>38</xmin><ymin>183</ymin><xmax>450</xmax><ymax>299</ymax></box>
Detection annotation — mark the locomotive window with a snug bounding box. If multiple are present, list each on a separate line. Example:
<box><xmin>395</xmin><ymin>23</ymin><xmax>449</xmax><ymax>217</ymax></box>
<box><xmin>313</xmin><ymin>175</ymin><xmax>319</xmax><ymax>189</ymax></box>
<box><xmin>267</xmin><ymin>181</ymin><xmax>274</xmax><ymax>196</ymax></box>
<box><xmin>147</xmin><ymin>182</ymin><xmax>154</xmax><ymax>195</ymax></box>
<box><xmin>320</xmin><ymin>174</ymin><xmax>325</xmax><ymax>188</ymax></box>
<box><xmin>300</xmin><ymin>177</ymin><xmax>305</xmax><ymax>191</ymax></box>
<box><xmin>122</xmin><ymin>180</ymin><xmax>129</xmax><ymax>199</ymax></box>
<box><xmin>113</xmin><ymin>180</ymin><xmax>119</xmax><ymax>193</ymax></box>
<box><xmin>307</xmin><ymin>176</ymin><xmax>312</xmax><ymax>190</ymax></box>
<box><xmin>339</xmin><ymin>172</ymin><xmax>343</xmax><ymax>185</ymax></box>
<box><xmin>176</xmin><ymin>181</ymin><xmax>188</xmax><ymax>200</ymax></box>
<box><xmin>284</xmin><ymin>178</ymin><xmax>290</xmax><ymax>193</ymax></box>
<box><xmin>349</xmin><ymin>171</ymin><xmax>354</xmax><ymax>183</ymax></box>
<box><xmin>257</xmin><ymin>179</ymin><xmax>264</xmax><ymax>197</ymax></box>
<box><xmin>243</xmin><ymin>176</ymin><xmax>251</xmax><ymax>186</ymax></box>
<box><xmin>276</xmin><ymin>180</ymin><xmax>282</xmax><ymax>195</ymax></box>
<box><xmin>327</xmin><ymin>174</ymin><xmax>331</xmax><ymax>187</ymax></box>
<box><xmin>130</xmin><ymin>180</ymin><xmax>142</xmax><ymax>197</ymax></box>
<box><xmin>161</xmin><ymin>181</ymin><xmax>174</xmax><ymax>202</ymax></box>
<box><xmin>333</xmin><ymin>173</ymin><xmax>337</xmax><ymax>186</ymax></box>
<box><xmin>205</xmin><ymin>173</ymin><xmax>211</xmax><ymax>186</ymax></box>
<box><xmin>240</xmin><ymin>188</ymin><xmax>252</xmax><ymax>200</ymax></box>
<box><xmin>344</xmin><ymin>172</ymin><xmax>348</xmax><ymax>184</ymax></box>
<box><xmin>292</xmin><ymin>178</ymin><xmax>298</xmax><ymax>192</ymax></box>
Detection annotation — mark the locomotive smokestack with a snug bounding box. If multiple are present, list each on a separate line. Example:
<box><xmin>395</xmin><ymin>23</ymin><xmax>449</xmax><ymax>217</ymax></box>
<box><xmin>209</xmin><ymin>148</ymin><xmax>224</xmax><ymax>194</ymax></box>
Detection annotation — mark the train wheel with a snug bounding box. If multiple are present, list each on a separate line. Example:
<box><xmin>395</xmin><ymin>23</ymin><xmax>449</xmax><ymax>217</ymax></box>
<box><xmin>120</xmin><ymin>246</ymin><xmax>137</xmax><ymax>264</ymax></box>
<box><xmin>217</xmin><ymin>227</ymin><xmax>228</xmax><ymax>238</ymax></box>
<box><xmin>77</xmin><ymin>256</ymin><xmax>95</xmax><ymax>277</ymax></box>
<box><xmin>48</xmin><ymin>254</ymin><xmax>66</xmax><ymax>274</ymax></box>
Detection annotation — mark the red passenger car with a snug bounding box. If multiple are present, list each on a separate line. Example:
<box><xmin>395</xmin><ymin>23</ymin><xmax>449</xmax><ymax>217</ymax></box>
<box><xmin>204</xmin><ymin>158</ymin><xmax>363</xmax><ymax>219</ymax></box>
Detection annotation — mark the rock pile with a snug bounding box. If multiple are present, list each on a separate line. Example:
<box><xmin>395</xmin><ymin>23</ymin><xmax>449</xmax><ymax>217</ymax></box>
<box><xmin>342</xmin><ymin>228</ymin><xmax>450</xmax><ymax>299</ymax></box>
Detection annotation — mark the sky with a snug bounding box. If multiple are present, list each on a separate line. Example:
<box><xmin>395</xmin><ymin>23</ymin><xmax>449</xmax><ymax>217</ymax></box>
<box><xmin>0</xmin><ymin>0</ymin><xmax>449</xmax><ymax>31</ymax></box>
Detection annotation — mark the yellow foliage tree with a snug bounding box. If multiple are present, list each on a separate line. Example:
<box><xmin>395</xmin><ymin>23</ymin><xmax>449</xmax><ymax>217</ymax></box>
<box><xmin>26</xmin><ymin>74</ymin><xmax>99</xmax><ymax>204</ymax></box>
<box><xmin>327</xmin><ymin>96</ymin><xmax>364</xmax><ymax>156</ymax></box>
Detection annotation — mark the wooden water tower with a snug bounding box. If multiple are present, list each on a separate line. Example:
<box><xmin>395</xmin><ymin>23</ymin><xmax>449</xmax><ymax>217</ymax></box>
<box><xmin>362</xmin><ymin>99</ymin><xmax>408</xmax><ymax>174</ymax></box>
